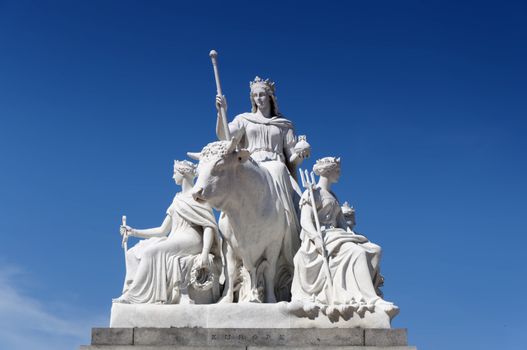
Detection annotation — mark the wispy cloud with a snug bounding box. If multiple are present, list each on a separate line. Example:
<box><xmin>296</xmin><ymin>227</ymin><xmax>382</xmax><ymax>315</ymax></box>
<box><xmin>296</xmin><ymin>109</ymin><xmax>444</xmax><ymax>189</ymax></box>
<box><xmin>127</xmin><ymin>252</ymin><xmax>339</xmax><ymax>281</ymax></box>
<box><xmin>0</xmin><ymin>265</ymin><xmax>106</xmax><ymax>350</ymax></box>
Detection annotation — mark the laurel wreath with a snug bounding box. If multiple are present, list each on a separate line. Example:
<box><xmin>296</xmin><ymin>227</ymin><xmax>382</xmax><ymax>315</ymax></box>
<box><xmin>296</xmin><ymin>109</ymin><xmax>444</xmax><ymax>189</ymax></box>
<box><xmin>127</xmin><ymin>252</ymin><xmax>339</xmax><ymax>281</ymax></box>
<box><xmin>189</xmin><ymin>256</ymin><xmax>215</xmax><ymax>291</ymax></box>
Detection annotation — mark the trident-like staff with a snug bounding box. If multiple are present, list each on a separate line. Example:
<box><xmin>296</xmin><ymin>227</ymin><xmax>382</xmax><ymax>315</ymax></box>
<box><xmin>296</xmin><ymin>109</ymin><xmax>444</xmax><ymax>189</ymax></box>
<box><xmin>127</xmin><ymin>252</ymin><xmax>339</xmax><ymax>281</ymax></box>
<box><xmin>209</xmin><ymin>50</ymin><xmax>231</xmax><ymax>140</ymax></box>
<box><xmin>299</xmin><ymin>168</ymin><xmax>334</xmax><ymax>297</ymax></box>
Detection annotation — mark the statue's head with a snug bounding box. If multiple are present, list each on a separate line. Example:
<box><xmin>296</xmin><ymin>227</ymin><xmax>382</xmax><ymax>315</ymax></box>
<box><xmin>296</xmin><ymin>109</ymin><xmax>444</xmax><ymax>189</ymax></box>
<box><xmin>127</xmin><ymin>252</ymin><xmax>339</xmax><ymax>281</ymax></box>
<box><xmin>173</xmin><ymin>160</ymin><xmax>197</xmax><ymax>185</ymax></box>
<box><xmin>249</xmin><ymin>76</ymin><xmax>280</xmax><ymax>116</ymax></box>
<box><xmin>313</xmin><ymin>157</ymin><xmax>341</xmax><ymax>183</ymax></box>
<box><xmin>187</xmin><ymin>138</ymin><xmax>251</xmax><ymax>209</ymax></box>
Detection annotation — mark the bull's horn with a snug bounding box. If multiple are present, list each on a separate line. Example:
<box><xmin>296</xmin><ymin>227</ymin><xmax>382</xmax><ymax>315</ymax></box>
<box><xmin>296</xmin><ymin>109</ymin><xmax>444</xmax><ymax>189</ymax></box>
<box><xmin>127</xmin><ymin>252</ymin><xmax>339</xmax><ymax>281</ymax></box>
<box><xmin>187</xmin><ymin>152</ymin><xmax>201</xmax><ymax>160</ymax></box>
<box><xmin>226</xmin><ymin>136</ymin><xmax>240</xmax><ymax>153</ymax></box>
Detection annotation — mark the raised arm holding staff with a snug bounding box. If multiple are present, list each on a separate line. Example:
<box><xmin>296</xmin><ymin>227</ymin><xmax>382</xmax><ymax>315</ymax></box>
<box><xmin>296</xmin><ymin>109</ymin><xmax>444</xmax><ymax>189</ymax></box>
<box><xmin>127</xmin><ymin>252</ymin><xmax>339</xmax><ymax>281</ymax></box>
<box><xmin>210</xmin><ymin>50</ymin><xmax>231</xmax><ymax>140</ymax></box>
<box><xmin>201</xmin><ymin>50</ymin><xmax>314</xmax><ymax>302</ymax></box>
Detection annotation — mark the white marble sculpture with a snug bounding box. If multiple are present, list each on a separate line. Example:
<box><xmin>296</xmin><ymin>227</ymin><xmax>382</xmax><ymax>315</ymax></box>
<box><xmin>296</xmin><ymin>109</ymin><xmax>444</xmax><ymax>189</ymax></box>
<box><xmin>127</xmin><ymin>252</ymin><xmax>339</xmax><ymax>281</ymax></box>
<box><xmin>188</xmin><ymin>75</ymin><xmax>310</xmax><ymax>303</ymax></box>
<box><xmin>110</xmin><ymin>51</ymin><xmax>401</xmax><ymax>330</ymax></box>
<box><xmin>114</xmin><ymin>160</ymin><xmax>222</xmax><ymax>304</ymax></box>
<box><xmin>288</xmin><ymin>157</ymin><xmax>398</xmax><ymax>320</ymax></box>
<box><xmin>189</xmin><ymin>138</ymin><xmax>293</xmax><ymax>303</ymax></box>
<box><xmin>215</xmin><ymin>77</ymin><xmax>309</xmax><ymax>249</ymax></box>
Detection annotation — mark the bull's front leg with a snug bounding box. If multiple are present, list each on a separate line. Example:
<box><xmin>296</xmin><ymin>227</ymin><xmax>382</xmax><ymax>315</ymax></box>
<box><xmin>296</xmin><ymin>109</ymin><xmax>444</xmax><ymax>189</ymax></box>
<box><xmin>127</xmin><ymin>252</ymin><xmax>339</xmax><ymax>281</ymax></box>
<box><xmin>218</xmin><ymin>241</ymin><xmax>236</xmax><ymax>303</ymax></box>
<box><xmin>246</xmin><ymin>261</ymin><xmax>262</xmax><ymax>303</ymax></box>
<box><xmin>263</xmin><ymin>248</ymin><xmax>279</xmax><ymax>303</ymax></box>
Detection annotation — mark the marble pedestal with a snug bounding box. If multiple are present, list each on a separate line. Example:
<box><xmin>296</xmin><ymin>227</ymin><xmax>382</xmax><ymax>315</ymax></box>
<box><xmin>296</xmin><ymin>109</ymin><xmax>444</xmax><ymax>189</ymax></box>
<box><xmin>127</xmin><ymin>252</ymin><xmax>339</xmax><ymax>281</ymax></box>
<box><xmin>81</xmin><ymin>327</ymin><xmax>416</xmax><ymax>349</ymax></box>
<box><xmin>80</xmin><ymin>304</ymin><xmax>416</xmax><ymax>349</ymax></box>
<box><xmin>109</xmin><ymin>302</ymin><xmax>394</xmax><ymax>329</ymax></box>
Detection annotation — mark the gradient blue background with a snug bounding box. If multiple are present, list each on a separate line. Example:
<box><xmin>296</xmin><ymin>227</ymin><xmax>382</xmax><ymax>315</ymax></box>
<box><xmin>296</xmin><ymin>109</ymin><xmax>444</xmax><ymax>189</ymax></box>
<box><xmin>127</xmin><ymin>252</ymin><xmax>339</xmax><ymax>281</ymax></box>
<box><xmin>1</xmin><ymin>1</ymin><xmax>526</xmax><ymax>349</ymax></box>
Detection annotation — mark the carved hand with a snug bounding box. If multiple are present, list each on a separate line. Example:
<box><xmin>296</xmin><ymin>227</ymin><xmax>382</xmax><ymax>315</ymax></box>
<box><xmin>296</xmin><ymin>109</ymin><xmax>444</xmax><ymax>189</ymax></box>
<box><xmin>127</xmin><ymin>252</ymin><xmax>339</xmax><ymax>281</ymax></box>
<box><xmin>293</xmin><ymin>136</ymin><xmax>311</xmax><ymax>161</ymax></box>
<box><xmin>120</xmin><ymin>225</ymin><xmax>132</xmax><ymax>248</ymax></box>
<box><xmin>291</xmin><ymin>145</ymin><xmax>310</xmax><ymax>165</ymax></box>
<box><xmin>119</xmin><ymin>224</ymin><xmax>132</xmax><ymax>236</ymax></box>
<box><xmin>313</xmin><ymin>236</ymin><xmax>325</xmax><ymax>255</ymax></box>
<box><xmin>215</xmin><ymin>95</ymin><xmax>228</xmax><ymax>113</ymax></box>
<box><xmin>198</xmin><ymin>253</ymin><xmax>211</xmax><ymax>269</ymax></box>
<box><xmin>296</xmin><ymin>147</ymin><xmax>310</xmax><ymax>159</ymax></box>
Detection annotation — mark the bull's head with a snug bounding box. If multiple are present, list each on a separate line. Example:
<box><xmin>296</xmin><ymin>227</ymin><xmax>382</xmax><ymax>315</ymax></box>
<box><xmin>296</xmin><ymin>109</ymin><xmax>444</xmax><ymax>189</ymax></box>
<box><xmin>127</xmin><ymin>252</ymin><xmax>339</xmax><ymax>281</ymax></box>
<box><xmin>188</xmin><ymin>138</ymin><xmax>251</xmax><ymax>209</ymax></box>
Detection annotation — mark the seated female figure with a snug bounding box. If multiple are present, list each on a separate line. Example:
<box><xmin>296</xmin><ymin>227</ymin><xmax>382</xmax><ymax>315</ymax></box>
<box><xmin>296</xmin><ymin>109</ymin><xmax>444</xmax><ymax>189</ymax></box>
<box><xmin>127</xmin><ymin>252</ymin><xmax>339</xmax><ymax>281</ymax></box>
<box><xmin>114</xmin><ymin>160</ymin><xmax>221</xmax><ymax>304</ymax></box>
<box><xmin>290</xmin><ymin>157</ymin><xmax>397</xmax><ymax>319</ymax></box>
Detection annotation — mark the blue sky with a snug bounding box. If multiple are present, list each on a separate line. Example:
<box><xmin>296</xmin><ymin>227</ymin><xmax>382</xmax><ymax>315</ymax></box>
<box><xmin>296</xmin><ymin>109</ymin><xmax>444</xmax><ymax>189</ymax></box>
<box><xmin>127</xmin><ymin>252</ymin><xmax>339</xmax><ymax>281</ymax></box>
<box><xmin>0</xmin><ymin>1</ymin><xmax>526</xmax><ymax>349</ymax></box>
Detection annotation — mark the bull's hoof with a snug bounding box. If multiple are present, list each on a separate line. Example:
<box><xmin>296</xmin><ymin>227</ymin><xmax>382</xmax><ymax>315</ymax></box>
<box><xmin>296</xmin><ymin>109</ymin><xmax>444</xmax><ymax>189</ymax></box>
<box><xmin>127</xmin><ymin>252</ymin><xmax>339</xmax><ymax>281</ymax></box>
<box><xmin>218</xmin><ymin>295</ymin><xmax>234</xmax><ymax>303</ymax></box>
<box><xmin>248</xmin><ymin>297</ymin><xmax>263</xmax><ymax>303</ymax></box>
<box><xmin>244</xmin><ymin>288</ymin><xmax>263</xmax><ymax>303</ymax></box>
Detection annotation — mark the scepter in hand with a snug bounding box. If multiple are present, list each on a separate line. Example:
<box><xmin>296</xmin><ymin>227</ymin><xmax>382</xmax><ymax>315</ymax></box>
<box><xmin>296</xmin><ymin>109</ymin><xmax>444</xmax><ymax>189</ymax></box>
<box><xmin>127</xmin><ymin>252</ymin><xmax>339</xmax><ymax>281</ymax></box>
<box><xmin>209</xmin><ymin>50</ymin><xmax>231</xmax><ymax>140</ymax></box>
<box><xmin>120</xmin><ymin>215</ymin><xmax>128</xmax><ymax>252</ymax></box>
<box><xmin>299</xmin><ymin>168</ymin><xmax>334</xmax><ymax>297</ymax></box>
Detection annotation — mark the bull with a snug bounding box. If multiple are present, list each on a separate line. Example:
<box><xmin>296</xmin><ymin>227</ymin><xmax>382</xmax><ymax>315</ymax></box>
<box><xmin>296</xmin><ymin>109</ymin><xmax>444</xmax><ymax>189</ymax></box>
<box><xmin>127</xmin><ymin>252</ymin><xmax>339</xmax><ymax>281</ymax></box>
<box><xmin>188</xmin><ymin>138</ymin><xmax>291</xmax><ymax>303</ymax></box>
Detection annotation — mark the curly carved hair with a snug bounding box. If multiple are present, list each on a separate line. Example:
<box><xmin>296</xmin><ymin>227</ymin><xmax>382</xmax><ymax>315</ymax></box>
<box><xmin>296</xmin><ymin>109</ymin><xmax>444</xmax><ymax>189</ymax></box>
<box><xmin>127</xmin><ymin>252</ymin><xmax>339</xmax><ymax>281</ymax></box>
<box><xmin>199</xmin><ymin>140</ymin><xmax>232</xmax><ymax>162</ymax></box>
<box><xmin>173</xmin><ymin>160</ymin><xmax>197</xmax><ymax>177</ymax></box>
<box><xmin>313</xmin><ymin>157</ymin><xmax>341</xmax><ymax>176</ymax></box>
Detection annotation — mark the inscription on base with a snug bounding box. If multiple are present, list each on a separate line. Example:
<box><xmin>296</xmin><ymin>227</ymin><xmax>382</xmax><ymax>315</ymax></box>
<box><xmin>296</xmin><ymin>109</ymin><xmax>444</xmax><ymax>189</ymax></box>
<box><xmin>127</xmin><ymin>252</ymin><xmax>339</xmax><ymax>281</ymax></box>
<box><xmin>209</xmin><ymin>331</ymin><xmax>286</xmax><ymax>345</ymax></box>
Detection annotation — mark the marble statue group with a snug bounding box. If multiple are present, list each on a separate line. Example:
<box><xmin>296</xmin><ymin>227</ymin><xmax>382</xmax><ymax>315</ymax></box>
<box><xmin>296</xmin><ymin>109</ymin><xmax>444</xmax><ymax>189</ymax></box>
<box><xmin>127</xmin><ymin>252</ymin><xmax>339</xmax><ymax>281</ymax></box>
<box><xmin>114</xmin><ymin>51</ymin><xmax>399</xmax><ymax>323</ymax></box>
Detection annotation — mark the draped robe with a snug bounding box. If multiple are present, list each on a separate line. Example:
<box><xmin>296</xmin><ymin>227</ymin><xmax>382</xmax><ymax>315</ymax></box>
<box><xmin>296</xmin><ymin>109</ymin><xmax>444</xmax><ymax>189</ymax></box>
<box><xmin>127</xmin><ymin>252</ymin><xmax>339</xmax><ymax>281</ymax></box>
<box><xmin>118</xmin><ymin>193</ymin><xmax>220</xmax><ymax>304</ymax></box>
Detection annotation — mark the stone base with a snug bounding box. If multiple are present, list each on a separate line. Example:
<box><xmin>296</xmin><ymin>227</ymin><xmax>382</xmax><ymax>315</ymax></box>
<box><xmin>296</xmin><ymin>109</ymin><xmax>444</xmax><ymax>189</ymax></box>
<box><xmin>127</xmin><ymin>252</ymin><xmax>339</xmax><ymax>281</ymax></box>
<box><xmin>110</xmin><ymin>302</ymin><xmax>393</xmax><ymax>329</ymax></box>
<box><xmin>82</xmin><ymin>347</ymin><xmax>416</xmax><ymax>350</ymax></box>
<box><xmin>81</xmin><ymin>327</ymin><xmax>416</xmax><ymax>349</ymax></box>
<box><xmin>85</xmin><ymin>303</ymin><xmax>418</xmax><ymax>349</ymax></box>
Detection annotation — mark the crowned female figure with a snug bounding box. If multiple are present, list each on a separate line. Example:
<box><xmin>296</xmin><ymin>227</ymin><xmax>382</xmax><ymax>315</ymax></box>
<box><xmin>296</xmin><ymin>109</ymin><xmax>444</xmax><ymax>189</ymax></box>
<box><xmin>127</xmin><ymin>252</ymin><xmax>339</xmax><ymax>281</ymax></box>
<box><xmin>290</xmin><ymin>157</ymin><xmax>397</xmax><ymax>319</ymax></box>
<box><xmin>215</xmin><ymin>77</ymin><xmax>310</xmax><ymax>292</ymax></box>
<box><xmin>216</xmin><ymin>77</ymin><xmax>310</xmax><ymax>177</ymax></box>
<box><xmin>114</xmin><ymin>160</ymin><xmax>222</xmax><ymax>304</ymax></box>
